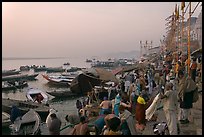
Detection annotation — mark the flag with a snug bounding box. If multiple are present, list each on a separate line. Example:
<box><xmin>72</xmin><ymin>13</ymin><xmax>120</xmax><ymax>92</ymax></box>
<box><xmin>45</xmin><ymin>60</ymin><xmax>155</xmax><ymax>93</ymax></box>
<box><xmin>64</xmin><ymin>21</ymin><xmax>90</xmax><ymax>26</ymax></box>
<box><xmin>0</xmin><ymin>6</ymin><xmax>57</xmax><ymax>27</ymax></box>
<box><xmin>172</xmin><ymin>12</ymin><xmax>174</xmax><ymax>21</ymax></box>
<box><xmin>175</xmin><ymin>4</ymin><xmax>177</xmax><ymax>15</ymax></box>
<box><xmin>176</xmin><ymin>6</ymin><xmax>179</xmax><ymax>20</ymax></box>
<box><xmin>181</xmin><ymin>2</ymin><xmax>185</xmax><ymax>10</ymax></box>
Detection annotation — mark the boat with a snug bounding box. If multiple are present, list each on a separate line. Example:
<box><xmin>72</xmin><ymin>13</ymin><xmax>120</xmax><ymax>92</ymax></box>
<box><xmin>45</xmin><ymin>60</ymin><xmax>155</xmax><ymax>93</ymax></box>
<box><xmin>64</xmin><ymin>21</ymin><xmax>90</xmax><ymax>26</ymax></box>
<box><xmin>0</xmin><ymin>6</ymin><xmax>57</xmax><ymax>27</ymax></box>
<box><xmin>2</xmin><ymin>81</ymin><xmax>28</xmax><ymax>91</ymax></box>
<box><xmin>33</xmin><ymin>65</ymin><xmax>48</xmax><ymax>72</ymax></box>
<box><xmin>10</xmin><ymin>109</ymin><xmax>41</xmax><ymax>135</ymax></box>
<box><xmin>2</xmin><ymin>69</ymin><xmax>21</xmax><ymax>77</ymax></box>
<box><xmin>46</xmin><ymin>67</ymin><xmax>65</xmax><ymax>73</ymax></box>
<box><xmin>2</xmin><ymin>73</ymin><xmax>39</xmax><ymax>81</ymax></box>
<box><xmin>26</xmin><ymin>88</ymin><xmax>49</xmax><ymax>104</ymax></box>
<box><xmin>2</xmin><ymin>98</ymin><xmax>50</xmax><ymax>120</ymax></box>
<box><xmin>63</xmin><ymin>62</ymin><xmax>70</xmax><ymax>66</ymax></box>
<box><xmin>42</xmin><ymin>74</ymin><xmax>73</xmax><ymax>86</ymax></box>
<box><xmin>19</xmin><ymin>65</ymin><xmax>30</xmax><ymax>71</ymax></box>
<box><xmin>2</xmin><ymin>112</ymin><xmax>11</xmax><ymax>128</ymax></box>
<box><xmin>46</xmin><ymin>89</ymin><xmax>78</xmax><ymax>98</ymax></box>
<box><xmin>66</xmin><ymin>67</ymin><xmax>82</xmax><ymax>72</ymax></box>
<box><xmin>86</xmin><ymin>59</ymin><xmax>93</xmax><ymax>63</ymax></box>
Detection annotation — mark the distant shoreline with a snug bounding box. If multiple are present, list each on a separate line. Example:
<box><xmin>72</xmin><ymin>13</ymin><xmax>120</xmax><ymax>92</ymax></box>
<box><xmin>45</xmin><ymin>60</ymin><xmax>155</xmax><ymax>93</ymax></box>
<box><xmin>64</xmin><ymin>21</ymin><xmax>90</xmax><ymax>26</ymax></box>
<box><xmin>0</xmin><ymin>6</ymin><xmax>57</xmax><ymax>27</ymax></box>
<box><xmin>2</xmin><ymin>57</ymin><xmax>68</xmax><ymax>60</ymax></box>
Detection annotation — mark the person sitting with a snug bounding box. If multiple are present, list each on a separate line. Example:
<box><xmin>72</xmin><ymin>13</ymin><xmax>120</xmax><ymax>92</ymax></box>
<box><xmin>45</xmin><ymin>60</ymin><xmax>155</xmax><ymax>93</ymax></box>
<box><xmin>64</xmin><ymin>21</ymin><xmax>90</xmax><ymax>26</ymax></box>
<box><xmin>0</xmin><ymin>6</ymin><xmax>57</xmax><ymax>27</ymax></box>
<box><xmin>34</xmin><ymin>93</ymin><xmax>44</xmax><ymax>103</ymax></box>
<box><xmin>94</xmin><ymin>110</ymin><xmax>111</xmax><ymax>135</ymax></box>
<box><xmin>99</xmin><ymin>97</ymin><xmax>111</xmax><ymax>115</ymax></box>
<box><xmin>71</xmin><ymin>116</ymin><xmax>91</xmax><ymax>135</ymax></box>
<box><xmin>65</xmin><ymin>114</ymin><xmax>80</xmax><ymax>125</ymax></box>
<box><xmin>103</xmin><ymin>116</ymin><xmax>122</xmax><ymax>135</ymax></box>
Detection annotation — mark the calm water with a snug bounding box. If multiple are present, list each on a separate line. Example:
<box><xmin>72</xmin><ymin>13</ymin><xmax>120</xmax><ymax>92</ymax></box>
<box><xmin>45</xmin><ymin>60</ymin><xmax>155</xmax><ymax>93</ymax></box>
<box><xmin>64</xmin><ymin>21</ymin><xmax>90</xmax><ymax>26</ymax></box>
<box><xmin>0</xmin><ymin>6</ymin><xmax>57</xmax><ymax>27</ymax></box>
<box><xmin>2</xmin><ymin>58</ymin><xmax>92</xmax><ymax>135</ymax></box>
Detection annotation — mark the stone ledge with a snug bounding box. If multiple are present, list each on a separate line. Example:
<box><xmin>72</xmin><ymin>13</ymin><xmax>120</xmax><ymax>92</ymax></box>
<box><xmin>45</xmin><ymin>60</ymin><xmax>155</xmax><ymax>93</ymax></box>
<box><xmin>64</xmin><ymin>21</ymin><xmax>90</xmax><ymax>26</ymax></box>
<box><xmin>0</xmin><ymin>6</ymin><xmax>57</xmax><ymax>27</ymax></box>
<box><xmin>196</xmin><ymin>128</ymin><xmax>202</xmax><ymax>135</ymax></box>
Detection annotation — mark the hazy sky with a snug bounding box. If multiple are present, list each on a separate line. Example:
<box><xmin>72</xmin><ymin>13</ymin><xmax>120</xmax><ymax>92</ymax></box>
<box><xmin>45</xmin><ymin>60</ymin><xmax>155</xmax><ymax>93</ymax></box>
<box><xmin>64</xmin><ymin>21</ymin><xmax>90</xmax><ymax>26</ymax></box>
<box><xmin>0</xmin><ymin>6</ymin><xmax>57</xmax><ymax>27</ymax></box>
<box><xmin>2</xmin><ymin>2</ymin><xmax>202</xmax><ymax>59</ymax></box>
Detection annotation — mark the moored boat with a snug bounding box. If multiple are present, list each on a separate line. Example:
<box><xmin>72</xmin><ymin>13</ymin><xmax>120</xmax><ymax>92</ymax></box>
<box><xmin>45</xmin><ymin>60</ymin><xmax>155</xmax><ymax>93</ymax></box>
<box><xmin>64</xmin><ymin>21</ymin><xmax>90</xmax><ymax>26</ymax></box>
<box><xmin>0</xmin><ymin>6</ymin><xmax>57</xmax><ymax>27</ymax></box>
<box><xmin>10</xmin><ymin>109</ymin><xmax>41</xmax><ymax>135</ymax></box>
<box><xmin>46</xmin><ymin>89</ymin><xmax>78</xmax><ymax>98</ymax></box>
<box><xmin>2</xmin><ymin>81</ymin><xmax>28</xmax><ymax>91</ymax></box>
<box><xmin>19</xmin><ymin>65</ymin><xmax>30</xmax><ymax>71</ymax></box>
<box><xmin>2</xmin><ymin>73</ymin><xmax>39</xmax><ymax>81</ymax></box>
<box><xmin>33</xmin><ymin>65</ymin><xmax>48</xmax><ymax>72</ymax></box>
<box><xmin>42</xmin><ymin>74</ymin><xmax>73</xmax><ymax>86</ymax></box>
<box><xmin>26</xmin><ymin>88</ymin><xmax>49</xmax><ymax>104</ymax></box>
<box><xmin>2</xmin><ymin>98</ymin><xmax>50</xmax><ymax>121</ymax></box>
<box><xmin>2</xmin><ymin>112</ymin><xmax>11</xmax><ymax>128</ymax></box>
<box><xmin>63</xmin><ymin>62</ymin><xmax>70</xmax><ymax>66</ymax></box>
<box><xmin>2</xmin><ymin>69</ymin><xmax>21</xmax><ymax>77</ymax></box>
<box><xmin>46</xmin><ymin>67</ymin><xmax>65</xmax><ymax>73</ymax></box>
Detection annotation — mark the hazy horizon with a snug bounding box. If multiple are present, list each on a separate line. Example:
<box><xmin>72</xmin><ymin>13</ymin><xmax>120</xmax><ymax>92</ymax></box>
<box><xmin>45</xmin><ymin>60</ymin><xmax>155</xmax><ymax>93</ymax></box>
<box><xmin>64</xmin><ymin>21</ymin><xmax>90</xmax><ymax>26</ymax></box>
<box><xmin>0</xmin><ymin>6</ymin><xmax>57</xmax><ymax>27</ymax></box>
<box><xmin>2</xmin><ymin>2</ymin><xmax>202</xmax><ymax>59</ymax></box>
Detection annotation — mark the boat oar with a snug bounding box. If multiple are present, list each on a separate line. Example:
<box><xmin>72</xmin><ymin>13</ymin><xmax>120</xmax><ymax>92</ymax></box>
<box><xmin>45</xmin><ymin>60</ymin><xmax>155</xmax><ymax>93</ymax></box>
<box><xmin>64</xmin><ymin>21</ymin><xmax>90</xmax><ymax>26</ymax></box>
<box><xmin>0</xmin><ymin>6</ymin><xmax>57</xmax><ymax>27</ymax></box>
<box><xmin>60</xmin><ymin>124</ymin><xmax>74</xmax><ymax>131</ymax></box>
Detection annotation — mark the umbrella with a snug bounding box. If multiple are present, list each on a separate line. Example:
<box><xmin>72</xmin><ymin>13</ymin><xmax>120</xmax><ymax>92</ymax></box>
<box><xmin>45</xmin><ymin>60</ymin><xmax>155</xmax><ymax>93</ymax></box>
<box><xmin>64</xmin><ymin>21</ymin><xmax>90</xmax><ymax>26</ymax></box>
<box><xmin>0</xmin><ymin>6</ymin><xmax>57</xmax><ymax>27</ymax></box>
<box><xmin>191</xmin><ymin>48</ymin><xmax>202</xmax><ymax>58</ymax></box>
<box><xmin>70</xmin><ymin>68</ymin><xmax>119</xmax><ymax>94</ymax></box>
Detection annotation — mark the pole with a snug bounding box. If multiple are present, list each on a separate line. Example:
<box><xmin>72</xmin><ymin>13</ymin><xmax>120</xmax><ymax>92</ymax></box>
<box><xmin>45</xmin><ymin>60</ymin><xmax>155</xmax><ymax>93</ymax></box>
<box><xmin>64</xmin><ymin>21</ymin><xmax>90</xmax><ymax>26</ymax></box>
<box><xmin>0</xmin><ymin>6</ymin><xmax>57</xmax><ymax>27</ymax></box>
<box><xmin>187</xmin><ymin>2</ymin><xmax>191</xmax><ymax>76</ymax></box>
<box><xmin>181</xmin><ymin>4</ymin><xmax>184</xmax><ymax>53</ymax></box>
<box><xmin>140</xmin><ymin>41</ymin><xmax>142</xmax><ymax>57</ymax></box>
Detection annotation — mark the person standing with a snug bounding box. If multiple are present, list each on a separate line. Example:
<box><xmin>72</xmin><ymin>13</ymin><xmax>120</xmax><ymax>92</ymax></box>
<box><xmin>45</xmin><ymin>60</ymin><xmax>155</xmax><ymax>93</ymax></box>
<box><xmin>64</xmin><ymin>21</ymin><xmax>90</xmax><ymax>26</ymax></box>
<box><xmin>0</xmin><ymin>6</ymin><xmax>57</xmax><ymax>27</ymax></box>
<box><xmin>160</xmin><ymin>82</ymin><xmax>178</xmax><ymax>135</ymax></box>
<box><xmin>119</xmin><ymin>105</ymin><xmax>137</xmax><ymax>135</ymax></box>
<box><xmin>48</xmin><ymin>113</ymin><xmax>62</xmax><ymax>135</ymax></box>
<box><xmin>177</xmin><ymin>70</ymin><xmax>196</xmax><ymax>124</ymax></box>
<box><xmin>129</xmin><ymin>89</ymin><xmax>138</xmax><ymax>115</ymax></box>
<box><xmin>76</xmin><ymin>99</ymin><xmax>82</xmax><ymax>116</ymax></box>
<box><xmin>99</xmin><ymin>97</ymin><xmax>111</xmax><ymax>115</ymax></box>
<box><xmin>113</xmin><ymin>92</ymin><xmax>122</xmax><ymax>116</ymax></box>
<box><xmin>190</xmin><ymin>57</ymin><xmax>197</xmax><ymax>82</ymax></box>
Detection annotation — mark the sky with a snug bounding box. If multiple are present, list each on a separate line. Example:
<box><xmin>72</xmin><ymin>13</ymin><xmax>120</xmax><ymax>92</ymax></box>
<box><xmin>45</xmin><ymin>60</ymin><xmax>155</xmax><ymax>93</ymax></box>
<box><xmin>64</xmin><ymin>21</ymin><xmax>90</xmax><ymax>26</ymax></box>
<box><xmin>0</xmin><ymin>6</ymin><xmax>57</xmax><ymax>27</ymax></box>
<box><xmin>2</xmin><ymin>2</ymin><xmax>202</xmax><ymax>59</ymax></box>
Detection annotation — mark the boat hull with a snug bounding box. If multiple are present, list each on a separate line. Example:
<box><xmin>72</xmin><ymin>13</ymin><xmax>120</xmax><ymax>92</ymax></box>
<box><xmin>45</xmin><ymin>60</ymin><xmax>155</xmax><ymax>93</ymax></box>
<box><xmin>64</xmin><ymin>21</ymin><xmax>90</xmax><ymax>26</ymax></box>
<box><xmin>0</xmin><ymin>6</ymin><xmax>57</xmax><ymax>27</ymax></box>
<box><xmin>2</xmin><ymin>98</ymin><xmax>50</xmax><ymax>122</ymax></box>
<box><xmin>11</xmin><ymin>109</ymin><xmax>41</xmax><ymax>135</ymax></box>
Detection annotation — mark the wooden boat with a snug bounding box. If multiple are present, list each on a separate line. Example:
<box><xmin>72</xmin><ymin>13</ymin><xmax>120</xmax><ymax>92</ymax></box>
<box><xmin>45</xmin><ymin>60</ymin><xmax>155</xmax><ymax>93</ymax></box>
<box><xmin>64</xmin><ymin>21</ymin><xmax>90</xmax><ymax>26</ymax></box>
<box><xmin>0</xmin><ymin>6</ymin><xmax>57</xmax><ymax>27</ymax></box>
<box><xmin>2</xmin><ymin>112</ymin><xmax>11</xmax><ymax>128</ymax></box>
<box><xmin>26</xmin><ymin>88</ymin><xmax>48</xmax><ymax>104</ymax></box>
<box><xmin>2</xmin><ymin>81</ymin><xmax>28</xmax><ymax>91</ymax></box>
<box><xmin>2</xmin><ymin>73</ymin><xmax>39</xmax><ymax>81</ymax></box>
<box><xmin>2</xmin><ymin>98</ymin><xmax>50</xmax><ymax>120</ymax></box>
<box><xmin>42</xmin><ymin>74</ymin><xmax>73</xmax><ymax>86</ymax></box>
<box><xmin>11</xmin><ymin>109</ymin><xmax>41</xmax><ymax>135</ymax></box>
<box><xmin>2</xmin><ymin>69</ymin><xmax>21</xmax><ymax>77</ymax></box>
<box><xmin>46</xmin><ymin>67</ymin><xmax>65</xmax><ymax>73</ymax></box>
<box><xmin>46</xmin><ymin>89</ymin><xmax>78</xmax><ymax>98</ymax></box>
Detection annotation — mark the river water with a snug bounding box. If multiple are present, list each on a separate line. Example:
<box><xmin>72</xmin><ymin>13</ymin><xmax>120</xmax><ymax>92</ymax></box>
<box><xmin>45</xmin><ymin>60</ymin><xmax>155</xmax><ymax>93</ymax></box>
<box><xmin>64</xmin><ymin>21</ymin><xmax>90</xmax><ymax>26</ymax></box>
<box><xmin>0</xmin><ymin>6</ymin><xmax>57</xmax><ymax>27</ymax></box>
<box><xmin>2</xmin><ymin>58</ymin><xmax>92</xmax><ymax>135</ymax></box>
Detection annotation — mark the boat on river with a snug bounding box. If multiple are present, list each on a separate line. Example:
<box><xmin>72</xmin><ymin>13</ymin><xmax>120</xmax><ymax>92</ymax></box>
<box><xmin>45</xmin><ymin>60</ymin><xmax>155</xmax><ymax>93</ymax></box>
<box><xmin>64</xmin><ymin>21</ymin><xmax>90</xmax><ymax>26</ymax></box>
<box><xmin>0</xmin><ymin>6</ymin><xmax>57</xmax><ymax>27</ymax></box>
<box><xmin>46</xmin><ymin>67</ymin><xmax>65</xmax><ymax>73</ymax></box>
<box><xmin>26</xmin><ymin>88</ymin><xmax>49</xmax><ymax>104</ymax></box>
<box><xmin>2</xmin><ymin>112</ymin><xmax>11</xmax><ymax>128</ymax></box>
<box><xmin>10</xmin><ymin>109</ymin><xmax>41</xmax><ymax>135</ymax></box>
<box><xmin>42</xmin><ymin>74</ymin><xmax>73</xmax><ymax>86</ymax></box>
<box><xmin>2</xmin><ymin>73</ymin><xmax>39</xmax><ymax>81</ymax></box>
<box><xmin>2</xmin><ymin>98</ymin><xmax>50</xmax><ymax>120</ymax></box>
<box><xmin>2</xmin><ymin>69</ymin><xmax>21</xmax><ymax>77</ymax></box>
<box><xmin>2</xmin><ymin>81</ymin><xmax>28</xmax><ymax>91</ymax></box>
<box><xmin>46</xmin><ymin>89</ymin><xmax>78</xmax><ymax>98</ymax></box>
